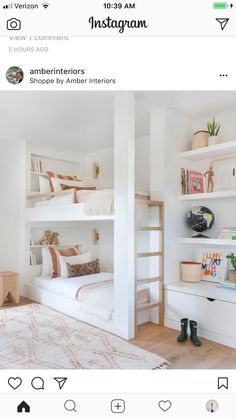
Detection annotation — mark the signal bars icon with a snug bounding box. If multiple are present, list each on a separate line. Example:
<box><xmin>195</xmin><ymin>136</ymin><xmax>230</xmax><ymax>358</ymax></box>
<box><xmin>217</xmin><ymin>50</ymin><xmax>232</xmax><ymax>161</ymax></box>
<box><xmin>42</xmin><ymin>2</ymin><xmax>49</xmax><ymax>8</ymax></box>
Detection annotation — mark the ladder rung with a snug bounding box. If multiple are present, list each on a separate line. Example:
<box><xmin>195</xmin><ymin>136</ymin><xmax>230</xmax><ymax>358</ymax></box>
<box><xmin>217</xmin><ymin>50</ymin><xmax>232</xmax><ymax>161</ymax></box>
<box><xmin>136</xmin><ymin>198</ymin><xmax>163</xmax><ymax>207</ymax></box>
<box><xmin>138</xmin><ymin>226</ymin><xmax>162</xmax><ymax>231</ymax></box>
<box><xmin>137</xmin><ymin>252</ymin><xmax>162</xmax><ymax>258</ymax></box>
<box><xmin>137</xmin><ymin>276</ymin><xmax>161</xmax><ymax>285</ymax></box>
<box><xmin>137</xmin><ymin>302</ymin><xmax>161</xmax><ymax>312</ymax></box>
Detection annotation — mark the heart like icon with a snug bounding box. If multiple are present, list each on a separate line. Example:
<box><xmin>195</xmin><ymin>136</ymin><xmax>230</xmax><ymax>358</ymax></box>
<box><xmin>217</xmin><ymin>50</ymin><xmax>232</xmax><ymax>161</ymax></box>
<box><xmin>158</xmin><ymin>400</ymin><xmax>172</xmax><ymax>412</ymax></box>
<box><xmin>8</xmin><ymin>377</ymin><xmax>22</xmax><ymax>390</ymax></box>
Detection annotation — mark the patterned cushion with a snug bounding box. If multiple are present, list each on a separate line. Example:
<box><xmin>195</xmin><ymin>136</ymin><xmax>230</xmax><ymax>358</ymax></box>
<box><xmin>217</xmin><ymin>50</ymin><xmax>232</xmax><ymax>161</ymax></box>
<box><xmin>60</xmin><ymin>184</ymin><xmax>96</xmax><ymax>191</ymax></box>
<box><xmin>46</xmin><ymin>171</ymin><xmax>78</xmax><ymax>192</ymax></box>
<box><xmin>67</xmin><ymin>258</ymin><xmax>100</xmax><ymax>278</ymax></box>
<box><xmin>48</xmin><ymin>246</ymin><xmax>79</xmax><ymax>278</ymax></box>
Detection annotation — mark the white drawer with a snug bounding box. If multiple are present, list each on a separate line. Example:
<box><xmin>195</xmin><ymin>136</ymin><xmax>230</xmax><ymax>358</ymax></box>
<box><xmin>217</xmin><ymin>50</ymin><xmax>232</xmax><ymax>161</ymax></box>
<box><xmin>165</xmin><ymin>289</ymin><xmax>236</xmax><ymax>340</ymax></box>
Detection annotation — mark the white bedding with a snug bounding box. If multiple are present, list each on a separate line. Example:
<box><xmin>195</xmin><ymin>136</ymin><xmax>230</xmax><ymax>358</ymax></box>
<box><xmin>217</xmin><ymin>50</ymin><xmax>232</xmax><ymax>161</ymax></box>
<box><xmin>34</xmin><ymin>189</ymin><xmax>114</xmax><ymax>216</ymax></box>
<box><xmin>34</xmin><ymin>193</ymin><xmax>79</xmax><ymax>207</ymax></box>
<box><xmin>32</xmin><ymin>272</ymin><xmax>149</xmax><ymax>322</ymax></box>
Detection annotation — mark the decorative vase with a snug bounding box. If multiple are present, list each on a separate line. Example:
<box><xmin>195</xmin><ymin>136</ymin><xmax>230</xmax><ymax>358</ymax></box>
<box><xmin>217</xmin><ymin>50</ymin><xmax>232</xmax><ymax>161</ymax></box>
<box><xmin>208</xmin><ymin>135</ymin><xmax>220</xmax><ymax>146</ymax></box>
<box><xmin>229</xmin><ymin>270</ymin><xmax>236</xmax><ymax>283</ymax></box>
<box><xmin>192</xmin><ymin>131</ymin><xmax>209</xmax><ymax>150</ymax></box>
<box><xmin>180</xmin><ymin>261</ymin><xmax>202</xmax><ymax>283</ymax></box>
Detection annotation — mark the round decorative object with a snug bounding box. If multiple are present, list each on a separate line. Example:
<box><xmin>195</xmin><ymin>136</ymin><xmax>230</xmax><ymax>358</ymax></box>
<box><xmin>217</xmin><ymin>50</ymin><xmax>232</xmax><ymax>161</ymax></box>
<box><xmin>186</xmin><ymin>206</ymin><xmax>214</xmax><ymax>236</ymax></box>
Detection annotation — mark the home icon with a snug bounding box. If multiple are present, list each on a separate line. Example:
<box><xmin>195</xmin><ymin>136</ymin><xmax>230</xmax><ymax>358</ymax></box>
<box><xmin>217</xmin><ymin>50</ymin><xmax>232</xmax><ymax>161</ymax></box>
<box><xmin>17</xmin><ymin>401</ymin><xmax>30</xmax><ymax>413</ymax></box>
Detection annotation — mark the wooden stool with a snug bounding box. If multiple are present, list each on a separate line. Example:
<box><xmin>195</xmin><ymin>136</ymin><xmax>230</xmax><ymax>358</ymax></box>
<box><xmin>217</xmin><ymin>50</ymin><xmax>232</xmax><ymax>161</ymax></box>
<box><xmin>0</xmin><ymin>272</ymin><xmax>20</xmax><ymax>307</ymax></box>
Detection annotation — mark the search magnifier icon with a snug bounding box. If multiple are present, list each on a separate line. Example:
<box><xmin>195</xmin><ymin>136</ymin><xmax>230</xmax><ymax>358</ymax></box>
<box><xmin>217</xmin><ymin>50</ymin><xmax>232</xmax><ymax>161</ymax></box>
<box><xmin>64</xmin><ymin>399</ymin><xmax>77</xmax><ymax>412</ymax></box>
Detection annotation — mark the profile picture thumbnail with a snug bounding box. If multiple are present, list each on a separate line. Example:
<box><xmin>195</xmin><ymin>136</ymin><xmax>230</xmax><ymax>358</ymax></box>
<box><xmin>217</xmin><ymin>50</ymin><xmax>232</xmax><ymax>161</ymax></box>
<box><xmin>6</xmin><ymin>66</ymin><xmax>24</xmax><ymax>85</ymax></box>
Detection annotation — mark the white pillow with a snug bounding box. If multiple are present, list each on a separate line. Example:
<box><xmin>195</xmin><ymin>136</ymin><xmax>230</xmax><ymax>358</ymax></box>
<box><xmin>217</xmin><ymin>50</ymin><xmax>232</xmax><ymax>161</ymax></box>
<box><xmin>59</xmin><ymin>252</ymin><xmax>91</xmax><ymax>278</ymax></box>
<box><xmin>51</xmin><ymin>177</ymin><xmax>83</xmax><ymax>192</ymax></box>
<box><xmin>39</xmin><ymin>175</ymin><xmax>51</xmax><ymax>193</ymax></box>
<box><xmin>42</xmin><ymin>247</ymin><xmax>51</xmax><ymax>276</ymax></box>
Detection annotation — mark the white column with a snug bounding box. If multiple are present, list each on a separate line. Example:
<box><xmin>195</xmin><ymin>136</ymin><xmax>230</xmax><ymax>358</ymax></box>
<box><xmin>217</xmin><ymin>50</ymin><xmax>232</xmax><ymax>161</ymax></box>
<box><xmin>113</xmin><ymin>92</ymin><xmax>135</xmax><ymax>339</ymax></box>
<box><xmin>150</xmin><ymin>108</ymin><xmax>166</xmax><ymax>201</ymax></box>
<box><xmin>149</xmin><ymin>109</ymin><xmax>166</xmax><ymax>322</ymax></box>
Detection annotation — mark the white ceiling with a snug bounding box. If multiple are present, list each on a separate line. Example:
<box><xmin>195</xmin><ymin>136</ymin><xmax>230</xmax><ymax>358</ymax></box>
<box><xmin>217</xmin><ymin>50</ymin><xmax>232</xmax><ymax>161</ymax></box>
<box><xmin>0</xmin><ymin>91</ymin><xmax>236</xmax><ymax>152</ymax></box>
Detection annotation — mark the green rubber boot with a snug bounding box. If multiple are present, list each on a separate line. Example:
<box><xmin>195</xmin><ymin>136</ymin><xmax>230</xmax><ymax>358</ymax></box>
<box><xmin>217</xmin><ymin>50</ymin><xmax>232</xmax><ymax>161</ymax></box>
<box><xmin>177</xmin><ymin>318</ymin><xmax>188</xmax><ymax>343</ymax></box>
<box><xmin>190</xmin><ymin>320</ymin><xmax>202</xmax><ymax>346</ymax></box>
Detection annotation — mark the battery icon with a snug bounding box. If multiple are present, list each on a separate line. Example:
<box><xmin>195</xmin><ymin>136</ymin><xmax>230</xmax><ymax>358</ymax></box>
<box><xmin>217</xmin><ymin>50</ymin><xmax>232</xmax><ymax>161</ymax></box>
<box><xmin>213</xmin><ymin>2</ymin><xmax>228</xmax><ymax>8</ymax></box>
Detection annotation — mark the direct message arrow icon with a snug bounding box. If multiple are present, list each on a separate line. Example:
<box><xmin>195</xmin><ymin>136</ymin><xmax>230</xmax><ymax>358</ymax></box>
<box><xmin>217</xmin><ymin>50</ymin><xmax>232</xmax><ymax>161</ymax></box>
<box><xmin>54</xmin><ymin>377</ymin><xmax>67</xmax><ymax>390</ymax></box>
<box><xmin>216</xmin><ymin>18</ymin><xmax>230</xmax><ymax>30</ymax></box>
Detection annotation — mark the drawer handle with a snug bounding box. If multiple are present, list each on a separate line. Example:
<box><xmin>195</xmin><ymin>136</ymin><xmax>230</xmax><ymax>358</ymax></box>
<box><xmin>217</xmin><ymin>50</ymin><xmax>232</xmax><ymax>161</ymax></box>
<box><xmin>206</xmin><ymin>297</ymin><xmax>216</xmax><ymax>302</ymax></box>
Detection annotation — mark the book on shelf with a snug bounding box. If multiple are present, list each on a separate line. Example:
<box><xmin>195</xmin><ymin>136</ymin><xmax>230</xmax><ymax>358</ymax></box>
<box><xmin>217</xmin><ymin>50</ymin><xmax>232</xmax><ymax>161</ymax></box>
<box><xmin>216</xmin><ymin>282</ymin><xmax>236</xmax><ymax>290</ymax></box>
<box><xmin>181</xmin><ymin>168</ymin><xmax>204</xmax><ymax>195</ymax></box>
<box><xmin>31</xmin><ymin>159</ymin><xmax>43</xmax><ymax>174</ymax></box>
<box><xmin>218</xmin><ymin>228</ymin><xmax>236</xmax><ymax>240</ymax></box>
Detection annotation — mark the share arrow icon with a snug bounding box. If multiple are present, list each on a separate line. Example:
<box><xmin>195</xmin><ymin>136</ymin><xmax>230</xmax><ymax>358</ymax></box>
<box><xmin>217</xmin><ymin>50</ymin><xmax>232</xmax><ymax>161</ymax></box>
<box><xmin>216</xmin><ymin>18</ymin><xmax>230</xmax><ymax>30</ymax></box>
<box><xmin>54</xmin><ymin>377</ymin><xmax>67</xmax><ymax>390</ymax></box>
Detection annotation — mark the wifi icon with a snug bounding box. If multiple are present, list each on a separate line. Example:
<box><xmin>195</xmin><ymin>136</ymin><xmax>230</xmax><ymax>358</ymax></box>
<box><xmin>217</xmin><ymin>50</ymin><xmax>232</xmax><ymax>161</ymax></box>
<box><xmin>42</xmin><ymin>2</ymin><xmax>49</xmax><ymax>8</ymax></box>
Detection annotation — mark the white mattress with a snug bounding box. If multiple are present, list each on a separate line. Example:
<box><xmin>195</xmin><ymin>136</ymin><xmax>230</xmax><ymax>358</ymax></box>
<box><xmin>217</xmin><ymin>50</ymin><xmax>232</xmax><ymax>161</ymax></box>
<box><xmin>32</xmin><ymin>272</ymin><xmax>114</xmax><ymax>299</ymax></box>
<box><xmin>32</xmin><ymin>273</ymin><xmax>149</xmax><ymax>322</ymax></box>
<box><xmin>34</xmin><ymin>194</ymin><xmax>83</xmax><ymax>208</ymax></box>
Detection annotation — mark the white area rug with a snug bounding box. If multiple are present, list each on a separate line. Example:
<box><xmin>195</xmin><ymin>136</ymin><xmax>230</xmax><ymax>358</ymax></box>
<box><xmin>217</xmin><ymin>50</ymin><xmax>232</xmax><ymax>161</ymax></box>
<box><xmin>0</xmin><ymin>304</ymin><xmax>168</xmax><ymax>369</ymax></box>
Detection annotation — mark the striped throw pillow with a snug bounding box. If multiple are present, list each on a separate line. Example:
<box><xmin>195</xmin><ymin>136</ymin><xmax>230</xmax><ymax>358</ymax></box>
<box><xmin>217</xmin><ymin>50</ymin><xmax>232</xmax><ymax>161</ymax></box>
<box><xmin>48</xmin><ymin>246</ymin><xmax>79</xmax><ymax>278</ymax></box>
<box><xmin>47</xmin><ymin>172</ymin><xmax>78</xmax><ymax>192</ymax></box>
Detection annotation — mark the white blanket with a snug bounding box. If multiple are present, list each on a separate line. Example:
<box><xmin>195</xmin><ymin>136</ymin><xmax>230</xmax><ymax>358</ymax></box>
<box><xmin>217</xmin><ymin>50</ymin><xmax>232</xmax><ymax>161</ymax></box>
<box><xmin>84</xmin><ymin>189</ymin><xmax>114</xmax><ymax>216</ymax></box>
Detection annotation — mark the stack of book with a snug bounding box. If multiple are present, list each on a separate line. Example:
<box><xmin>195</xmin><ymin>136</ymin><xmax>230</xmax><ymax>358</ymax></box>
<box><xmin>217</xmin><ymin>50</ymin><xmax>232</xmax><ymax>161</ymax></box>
<box><xmin>31</xmin><ymin>159</ymin><xmax>43</xmax><ymax>173</ymax></box>
<box><xmin>218</xmin><ymin>228</ymin><xmax>236</xmax><ymax>240</ymax></box>
<box><xmin>181</xmin><ymin>169</ymin><xmax>204</xmax><ymax>195</ymax></box>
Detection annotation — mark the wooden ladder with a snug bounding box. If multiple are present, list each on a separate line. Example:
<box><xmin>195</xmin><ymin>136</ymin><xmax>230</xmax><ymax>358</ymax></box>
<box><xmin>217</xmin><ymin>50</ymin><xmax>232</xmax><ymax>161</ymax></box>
<box><xmin>135</xmin><ymin>198</ymin><xmax>164</xmax><ymax>335</ymax></box>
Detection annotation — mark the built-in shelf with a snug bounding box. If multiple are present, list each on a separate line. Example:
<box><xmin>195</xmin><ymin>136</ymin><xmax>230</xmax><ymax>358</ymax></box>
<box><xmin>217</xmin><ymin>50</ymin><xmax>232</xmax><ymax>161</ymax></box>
<box><xmin>30</xmin><ymin>244</ymin><xmax>79</xmax><ymax>248</ymax></box>
<box><xmin>180</xmin><ymin>189</ymin><xmax>236</xmax><ymax>201</ymax></box>
<box><xmin>179</xmin><ymin>140</ymin><xmax>236</xmax><ymax>161</ymax></box>
<box><xmin>179</xmin><ymin>238</ymin><xmax>236</xmax><ymax>246</ymax></box>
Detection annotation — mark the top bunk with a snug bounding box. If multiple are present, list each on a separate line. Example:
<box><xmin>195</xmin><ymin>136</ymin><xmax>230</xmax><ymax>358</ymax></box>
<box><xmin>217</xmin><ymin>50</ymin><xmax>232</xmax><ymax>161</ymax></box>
<box><xmin>26</xmin><ymin>189</ymin><xmax>115</xmax><ymax>222</ymax></box>
<box><xmin>26</xmin><ymin>134</ymin><xmax>151</xmax><ymax>223</ymax></box>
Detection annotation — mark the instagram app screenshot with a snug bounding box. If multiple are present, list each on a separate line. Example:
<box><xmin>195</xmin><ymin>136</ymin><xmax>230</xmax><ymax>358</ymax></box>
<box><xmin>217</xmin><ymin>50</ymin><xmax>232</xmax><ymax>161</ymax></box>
<box><xmin>0</xmin><ymin>0</ymin><xmax>236</xmax><ymax>417</ymax></box>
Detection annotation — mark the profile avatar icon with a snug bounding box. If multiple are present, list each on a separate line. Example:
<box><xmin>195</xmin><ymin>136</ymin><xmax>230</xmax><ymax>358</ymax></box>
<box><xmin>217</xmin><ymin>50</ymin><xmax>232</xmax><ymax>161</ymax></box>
<box><xmin>6</xmin><ymin>66</ymin><xmax>24</xmax><ymax>85</ymax></box>
<box><xmin>206</xmin><ymin>400</ymin><xmax>219</xmax><ymax>413</ymax></box>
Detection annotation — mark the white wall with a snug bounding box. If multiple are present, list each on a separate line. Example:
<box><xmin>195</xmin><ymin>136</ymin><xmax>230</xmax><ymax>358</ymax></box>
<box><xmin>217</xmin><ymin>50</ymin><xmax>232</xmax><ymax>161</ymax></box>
<box><xmin>192</xmin><ymin>107</ymin><xmax>236</xmax><ymax>145</ymax></box>
<box><xmin>85</xmin><ymin>136</ymin><xmax>150</xmax><ymax>193</ymax></box>
<box><xmin>85</xmin><ymin>147</ymin><xmax>114</xmax><ymax>189</ymax></box>
<box><xmin>150</xmin><ymin>108</ymin><xmax>193</xmax><ymax>284</ymax></box>
<box><xmin>0</xmin><ymin>140</ymin><xmax>26</xmax><ymax>292</ymax></box>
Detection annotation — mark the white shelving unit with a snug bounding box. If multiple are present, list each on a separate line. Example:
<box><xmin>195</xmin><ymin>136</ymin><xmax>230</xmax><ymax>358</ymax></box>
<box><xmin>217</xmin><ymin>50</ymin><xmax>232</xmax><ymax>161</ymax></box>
<box><xmin>179</xmin><ymin>139</ymin><xmax>236</xmax><ymax>161</ymax></box>
<box><xmin>180</xmin><ymin>189</ymin><xmax>236</xmax><ymax>201</ymax></box>
<box><xmin>179</xmin><ymin>238</ymin><xmax>236</xmax><ymax>246</ymax></box>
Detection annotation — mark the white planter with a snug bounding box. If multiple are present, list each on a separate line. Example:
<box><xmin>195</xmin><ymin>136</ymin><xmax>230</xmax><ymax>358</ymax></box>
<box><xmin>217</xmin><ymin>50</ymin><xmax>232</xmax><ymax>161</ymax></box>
<box><xmin>208</xmin><ymin>135</ymin><xmax>220</xmax><ymax>146</ymax></box>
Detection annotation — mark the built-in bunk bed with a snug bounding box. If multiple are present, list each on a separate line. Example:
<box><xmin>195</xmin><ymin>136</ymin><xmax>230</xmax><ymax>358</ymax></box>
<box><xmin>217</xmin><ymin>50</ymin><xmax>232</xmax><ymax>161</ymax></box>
<box><xmin>26</xmin><ymin>171</ymin><xmax>154</xmax><ymax>335</ymax></box>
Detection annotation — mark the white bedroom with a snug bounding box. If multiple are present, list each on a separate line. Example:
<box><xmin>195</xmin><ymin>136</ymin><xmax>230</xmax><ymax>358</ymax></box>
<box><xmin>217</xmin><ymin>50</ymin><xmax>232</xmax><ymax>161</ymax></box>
<box><xmin>1</xmin><ymin>91</ymin><xmax>236</xmax><ymax>369</ymax></box>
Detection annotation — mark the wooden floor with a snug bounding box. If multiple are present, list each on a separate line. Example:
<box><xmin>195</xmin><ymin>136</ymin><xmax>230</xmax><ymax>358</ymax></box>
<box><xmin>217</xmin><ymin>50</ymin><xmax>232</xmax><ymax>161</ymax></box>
<box><xmin>131</xmin><ymin>322</ymin><xmax>236</xmax><ymax>369</ymax></box>
<box><xmin>1</xmin><ymin>298</ymin><xmax>236</xmax><ymax>368</ymax></box>
<box><xmin>0</xmin><ymin>296</ymin><xmax>32</xmax><ymax>310</ymax></box>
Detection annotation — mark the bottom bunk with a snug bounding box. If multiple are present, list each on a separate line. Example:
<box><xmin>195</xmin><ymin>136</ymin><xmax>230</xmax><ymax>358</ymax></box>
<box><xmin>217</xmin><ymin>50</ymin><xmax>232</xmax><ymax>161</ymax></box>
<box><xmin>25</xmin><ymin>271</ymin><xmax>151</xmax><ymax>336</ymax></box>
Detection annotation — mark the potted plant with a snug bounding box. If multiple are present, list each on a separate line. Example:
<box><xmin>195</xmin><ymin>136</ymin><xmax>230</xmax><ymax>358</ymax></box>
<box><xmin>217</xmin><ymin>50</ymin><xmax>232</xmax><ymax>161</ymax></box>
<box><xmin>226</xmin><ymin>253</ymin><xmax>236</xmax><ymax>283</ymax></box>
<box><xmin>192</xmin><ymin>130</ymin><xmax>209</xmax><ymax>150</ymax></box>
<box><xmin>207</xmin><ymin>117</ymin><xmax>220</xmax><ymax>146</ymax></box>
